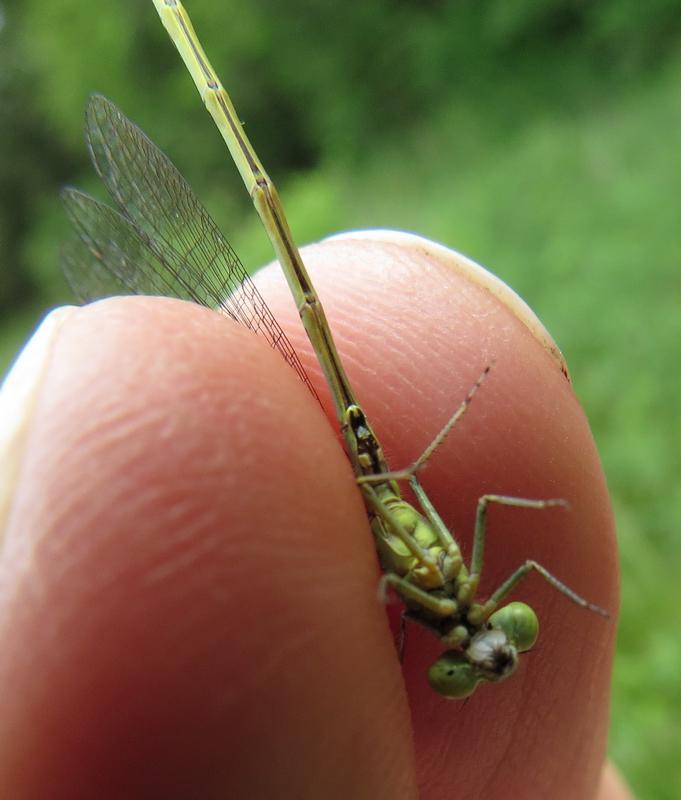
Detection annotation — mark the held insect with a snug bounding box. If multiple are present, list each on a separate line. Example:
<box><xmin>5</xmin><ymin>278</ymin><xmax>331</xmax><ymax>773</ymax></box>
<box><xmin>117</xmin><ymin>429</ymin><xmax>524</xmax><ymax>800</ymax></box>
<box><xmin>61</xmin><ymin>0</ymin><xmax>608</xmax><ymax>699</ymax></box>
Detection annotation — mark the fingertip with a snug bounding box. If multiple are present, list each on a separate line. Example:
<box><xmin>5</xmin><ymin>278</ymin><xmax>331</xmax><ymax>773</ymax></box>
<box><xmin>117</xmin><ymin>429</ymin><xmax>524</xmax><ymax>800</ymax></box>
<box><xmin>0</xmin><ymin>305</ymin><xmax>79</xmax><ymax>545</ymax></box>
<box><xmin>323</xmin><ymin>228</ymin><xmax>571</xmax><ymax>379</ymax></box>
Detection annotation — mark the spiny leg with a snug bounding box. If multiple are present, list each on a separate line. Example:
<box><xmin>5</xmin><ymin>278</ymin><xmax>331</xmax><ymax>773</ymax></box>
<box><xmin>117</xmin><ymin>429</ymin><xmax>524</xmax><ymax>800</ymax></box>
<box><xmin>479</xmin><ymin>559</ymin><xmax>610</xmax><ymax>620</ymax></box>
<box><xmin>393</xmin><ymin>490</ymin><xmax>568</xmax><ymax>609</ymax></box>
<box><xmin>356</xmin><ymin>365</ymin><xmax>493</xmax><ymax>561</ymax></box>
<box><xmin>468</xmin><ymin>494</ymin><xmax>569</xmax><ymax>593</ymax></box>
<box><xmin>397</xmin><ymin>611</ymin><xmax>407</xmax><ymax>663</ymax></box>
<box><xmin>411</xmin><ymin>363</ymin><xmax>494</xmax><ymax>475</ymax></box>
<box><xmin>378</xmin><ymin>572</ymin><xmax>457</xmax><ymax>618</ymax></box>
<box><xmin>358</xmin><ymin>363</ymin><xmax>494</xmax><ymax>486</ymax></box>
<box><xmin>375</xmin><ymin>579</ymin><xmax>408</xmax><ymax>661</ymax></box>
<box><xmin>360</xmin><ymin>483</ymin><xmax>442</xmax><ymax>583</ymax></box>
<box><xmin>408</xmin><ymin>475</ymin><xmax>459</xmax><ymax>552</ymax></box>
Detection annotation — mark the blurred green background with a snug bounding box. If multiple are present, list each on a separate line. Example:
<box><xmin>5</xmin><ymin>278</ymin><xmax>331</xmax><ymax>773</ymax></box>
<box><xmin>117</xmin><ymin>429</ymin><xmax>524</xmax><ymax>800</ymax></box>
<box><xmin>2</xmin><ymin>1</ymin><xmax>680</xmax><ymax>795</ymax></box>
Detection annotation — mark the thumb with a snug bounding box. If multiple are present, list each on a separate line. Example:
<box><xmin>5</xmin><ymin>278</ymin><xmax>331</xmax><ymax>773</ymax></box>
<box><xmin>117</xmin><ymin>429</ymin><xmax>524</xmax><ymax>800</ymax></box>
<box><xmin>256</xmin><ymin>230</ymin><xmax>619</xmax><ymax>799</ymax></box>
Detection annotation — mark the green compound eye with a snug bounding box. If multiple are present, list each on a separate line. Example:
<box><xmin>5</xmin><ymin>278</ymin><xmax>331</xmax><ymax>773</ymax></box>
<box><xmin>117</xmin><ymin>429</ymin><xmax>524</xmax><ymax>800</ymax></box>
<box><xmin>488</xmin><ymin>601</ymin><xmax>539</xmax><ymax>652</ymax></box>
<box><xmin>427</xmin><ymin>652</ymin><xmax>480</xmax><ymax>699</ymax></box>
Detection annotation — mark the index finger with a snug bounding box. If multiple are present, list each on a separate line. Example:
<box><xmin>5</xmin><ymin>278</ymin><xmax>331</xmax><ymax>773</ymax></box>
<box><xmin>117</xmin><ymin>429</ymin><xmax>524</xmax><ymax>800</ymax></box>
<box><xmin>0</xmin><ymin>295</ymin><xmax>415</xmax><ymax>799</ymax></box>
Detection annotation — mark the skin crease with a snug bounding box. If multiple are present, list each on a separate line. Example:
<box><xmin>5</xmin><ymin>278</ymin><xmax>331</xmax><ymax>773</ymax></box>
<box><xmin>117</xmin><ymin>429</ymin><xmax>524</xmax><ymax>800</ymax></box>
<box><xmin>0</xmin><ymin>235</ymin><xmax>629</xmax><ymax>799</ymax></box>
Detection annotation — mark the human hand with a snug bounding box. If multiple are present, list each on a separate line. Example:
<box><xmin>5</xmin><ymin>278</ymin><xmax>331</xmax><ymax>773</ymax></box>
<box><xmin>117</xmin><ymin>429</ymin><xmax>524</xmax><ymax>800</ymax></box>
<box><xmin>0</xmin><ymin>233</ymin><xmax>627</xmax><ymax>798</ymax></box>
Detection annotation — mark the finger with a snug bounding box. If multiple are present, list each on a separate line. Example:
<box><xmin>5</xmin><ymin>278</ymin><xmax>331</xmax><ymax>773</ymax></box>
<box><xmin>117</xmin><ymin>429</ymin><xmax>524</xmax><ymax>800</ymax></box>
<box><xmin>256</xmin><ymin>230</ymin><xmax>619</xmax><ymax>799</ymax></box>
<box><xmin>0</xmin><ymin>298</ymin><xmax>416</xmax><ymax>799</ymax></box>
<box><xmin>597</xmin><ymin>762</ymin><xmax>636</xmax><ymax>800</ymax></box>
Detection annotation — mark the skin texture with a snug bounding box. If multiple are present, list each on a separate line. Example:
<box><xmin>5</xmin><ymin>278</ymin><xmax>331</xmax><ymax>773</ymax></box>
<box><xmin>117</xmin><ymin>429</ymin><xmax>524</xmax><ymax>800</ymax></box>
<box><xmin>0</xmin><ymin>235</ymin><xmax>627</xmax><ymax>798</ymax></box>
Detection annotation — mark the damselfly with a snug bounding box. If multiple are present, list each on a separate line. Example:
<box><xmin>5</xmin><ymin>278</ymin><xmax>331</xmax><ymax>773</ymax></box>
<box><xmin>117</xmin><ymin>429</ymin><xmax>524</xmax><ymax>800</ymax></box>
<box><xmin>62</xmin><ymin>0</ymin><xmax>608</xmax><ymax>698</ymax></box>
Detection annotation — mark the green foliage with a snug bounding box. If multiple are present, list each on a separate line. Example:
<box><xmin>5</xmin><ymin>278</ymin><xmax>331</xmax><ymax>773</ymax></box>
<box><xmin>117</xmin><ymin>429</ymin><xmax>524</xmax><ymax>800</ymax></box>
<box><xmin>2</xmin><ymin>1</ymin><xmax>681</xmax><ymax>796</ymax></box>
<box><xmin>3</xmin><ymin>0</ymin><xmax>680</xmax><ymax>314</ymax></box>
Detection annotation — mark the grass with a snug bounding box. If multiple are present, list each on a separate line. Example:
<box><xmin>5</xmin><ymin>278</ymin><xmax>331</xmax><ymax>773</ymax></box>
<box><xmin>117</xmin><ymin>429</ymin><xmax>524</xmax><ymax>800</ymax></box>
<box><xmin>2</xmin><ymin>48</ymin><xmax>680</xmax><ymax>799</ymax></box>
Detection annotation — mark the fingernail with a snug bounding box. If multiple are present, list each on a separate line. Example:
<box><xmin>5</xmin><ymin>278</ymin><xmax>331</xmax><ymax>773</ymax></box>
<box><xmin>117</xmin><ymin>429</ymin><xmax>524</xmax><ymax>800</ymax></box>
<box><xmin>0</xmin><ymin>306</ymin><xmax>77</xmax><ymax>541</ymax></box>
<box><xmin>323</xmin><ymin>229</ymin><xmax>570</xmax><ymax>381</ymax></box>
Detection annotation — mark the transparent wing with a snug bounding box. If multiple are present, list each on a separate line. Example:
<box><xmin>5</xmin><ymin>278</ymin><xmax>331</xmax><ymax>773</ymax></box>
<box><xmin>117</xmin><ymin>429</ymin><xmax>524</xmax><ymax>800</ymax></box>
<box><xmin>62</xmin><ymin>94</ymin><xmax>317</xmax><ymax>398</ymax></box>
<box><xmin>62</xmin><ymin>187</ymin><xmax>203</xmax><ymax>300</ymax></box>
<box><xmin>62</xmin><ymin>237</ymin><xmax>130</xmax><ymax>303</ymax></box>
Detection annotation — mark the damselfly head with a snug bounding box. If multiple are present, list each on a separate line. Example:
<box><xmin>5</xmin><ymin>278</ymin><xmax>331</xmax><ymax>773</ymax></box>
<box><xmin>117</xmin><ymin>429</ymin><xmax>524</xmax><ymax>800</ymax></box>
<box><xmin>427</xmin><ymin>601</ymin><xmax>540</xmax><ymax>698</ymax></box>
